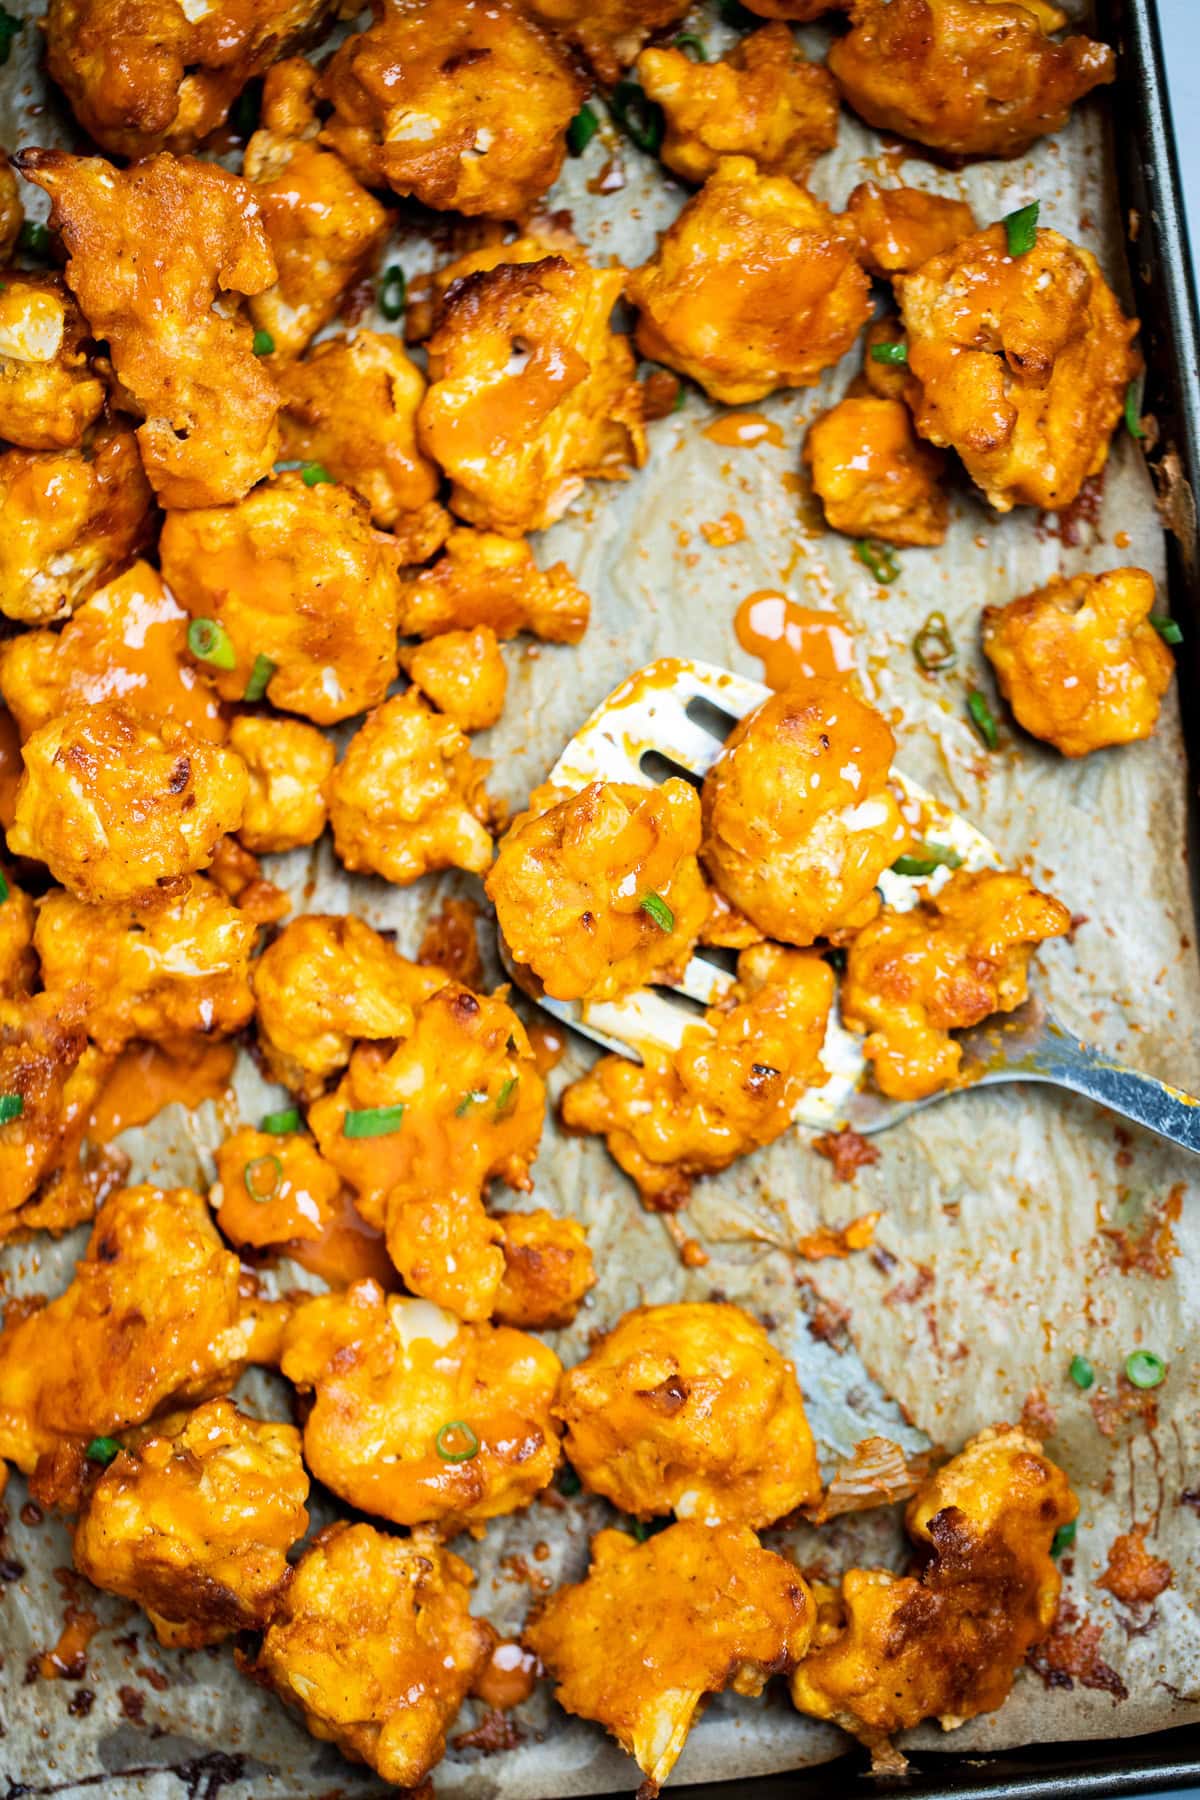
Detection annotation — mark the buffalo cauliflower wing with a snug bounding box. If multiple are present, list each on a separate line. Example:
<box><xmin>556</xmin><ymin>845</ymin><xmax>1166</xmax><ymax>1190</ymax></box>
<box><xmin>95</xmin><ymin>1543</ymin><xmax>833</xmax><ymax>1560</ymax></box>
<box><xmin>840</xmin><ymin>181</ymin><xmax>978</xmax><ymax>278</ymax></box>
<box><xmin>492</xmin><ymin>1209</ymin><xmax>595</xmax><ymax>1329</ymax></box>
<box><xmin>519</xmin><ymin>0</ymin><xmax>688</xmax><ymax>81</ymax></box>
<box><xmin>213</xmin><ymin>1125</ymin><xmax>343</xmax><ymax>1253</ymax></box>
<box><xmin>0</xmin><ymin>272</ymin><xmax>105</xmax><ymax>451</ymax></box>
<box><xmin>0</xmin><ymin>993</ymin><xmax>111</xmax><ymax>1244</ymax></box>
<box><xmin>399</xmin><ymin>627</ymin><xmax>508</xmax><ymax>733</ymax></box>
<box><xmin>804</xmin><ymin>394</ymin><xmax>949</xmax><ymax>546</ymax></box>
<box><xmin>398</xmin><ymin>526</ymin><xmax>590</xmax><ymax>643</ymax></box>
<box><xmin>228</xmin><ymin>715</ymin><xmax>333</xmax><ymax>853</ymax></box>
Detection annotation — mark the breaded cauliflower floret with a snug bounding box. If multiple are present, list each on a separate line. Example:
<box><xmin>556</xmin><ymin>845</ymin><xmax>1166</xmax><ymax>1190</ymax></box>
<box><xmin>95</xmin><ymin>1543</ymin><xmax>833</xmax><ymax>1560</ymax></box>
<box><xmin>0</xmin><ymin>153</ymin><xmax>21</xmax><ymax>262</ymax></box>
<box><xmin>557</xmin><ymin>1302</ymin><xmax>820</xmax><ymax>1527</ymax></box>
<box><xmin>841</xmin><ymin>868</ymin><xmax>1071</xmax><ymax>1100</ymax></box>
<box><xmin>0</xmin><ymin>272</ymin><xmax>105</xmax><ymax>451</ymax></box>
<box><xmin>0</xmin><ymin>562</ymin><xmax>225</xmax><ymax>744</ymax></box>
<box><xmin>804</xmin><ymin>394</ymin><xmax>948</xmax><ymax>547</ymax></box>
<box><xmin>896</xmin><ymin>223</ymin><xmax>1139</xmax><ymax>513</ymax></box>
<box><xmin>318</xmin><ymin>0</ymin><xmax>585</xmax><ymax>218</ymax></box>
<box><xmin>280</xmin><ymin>1284</ymin><xmax>562</xmax><ymax>1528</ymax></box>
<box><xmin>9</xmin><ymin>704</ymin><xmax>248</xmax><ymax>904</ymax></box>
<box><xmin>982</xmin><ymin>567</ymin><xmax>1174</xmax><ymax>758</ymax></box>
<box><xmin>44</xmin><ymin>0</ymin><xmax>335</xmax><ymax>158</ymax></box>
<box><xmin>244</xmin><ymin>61</ymin><xmax>390</xmax><ymax>360</ymax></box>
<box><xmin>251</xmin><ymin>913</ymin><xmax>441</xmax><ymax>1099</ymax></box>
<box><xmin>398</xmin><ymin>527</ymin><xmax>590</xmax><ymax>643</ymax></box>
<box><xmin>492</xmin><ymin>1209</ymin><xmax>595</xmax><ymax>1329</ymax></box>
<box><xmin>638</xmin><ymin>25</ymin><xmax>839</xmax><ymax>185</ymax></box>
<box><xmin>861</xmin><ymin>315</ymin><xmax>910</xmax><ymax>402</ymax></box>
<box><xmin>328</xmin><ymin>690</ymin><xmax>498</xmax><ymax>887</ymax></box>
<box><xmin>259</xmin><ymin>1520</ymin><xmax>492</xmax><ymax>1789</ymax></box>
<box><xmin>309</xmin><ymin>983</ymin><xmax>545</xmax><ymax>1319</ymax></box>
<box><xmin>35</xmin><ymin>878</ymin><xmax>256</xmax><ymax>1053</ymax></box>
<box><xmin>520</xmin><ymin>0</ymin><xmax>689</xmax><ymax>82</ymax></box>
<box><xmin>828</xmin><ymin>0</ymin><xmax>1114</xmax><ymax>159</ymax></box>
<box><xmin>840</xmin><ymin>181</ymin><xmax>978</xmax><ymax>278</ymax></box>
<box><xmin>17</xmin><ymin>150</ymin><xmax>280</xmax><ymax>509</ymax></box>
<box><xmin>629</xmin><ymin>157</ymin><xmax>871</xmax><ymax>406</ymax></box>
<box><xmin>0</xmin><ymin>426</ymin><xmax>157</xmax><ymax>626</ymax></box>
<box><xmin>488</xmin><ymin>780</ymin><xmax>711</xmax><ymax>1002</ymax></box>
<box><xmin>419</xmin><ymin>253</ymin><xmax>645</xmax><ymax>537</ymax></box>
<box><xmin>399</xmin><ymin>628</ymin><xmax>507</xmax><ymax>734</ymax></box>
<box><xmin>160</xmin><ymin>473</ymin><xmax>402</xmax><ymax>725</ymax></box>
<box><xmin>790</xmin><ymin>1426</ymin><xmax>1077</xmax><ymax>1745</ymax></box>
<box><xmin>227</xmin><ymin>715</ymin><xmax>333</xmax><ymax>853</ymax></box>
<box><xmin>0</xmin><ymin>994</ymin><xmax>110</xmax><ymax>1243</ymax></box>
<box><xmin>561</xmin><ymin>943</ymin><xmax>834</xmax><ymax>1208</ymax></box>
<box><xmin>213</xmin><ymin>1125</ymin><xmax>343</xmax><ymax>1254</ymax></box>
<box><xmin>525</xmin><ymin>1521</ymin><xmax>815</xmax><ymax>1791</ymax></box>
<box><xmin>73</xmin><ymin>1399</ymin><xmax>309</xmax><ymax>1648</ymax></box>
<box><xmin>701</xmin><ymin>681</ymin><xmax>909</xmax><ymax>945</ymax></box>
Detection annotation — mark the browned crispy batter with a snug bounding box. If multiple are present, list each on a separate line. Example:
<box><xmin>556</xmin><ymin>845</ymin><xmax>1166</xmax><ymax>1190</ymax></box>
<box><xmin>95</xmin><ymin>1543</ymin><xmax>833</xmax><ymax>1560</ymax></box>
<box><xmin>841</xmin><ymin>181</ymin><xmax>978</xmax><ymax>278</ymax></box>
<box><xmin>0</xmin><ymin>152</ymin><xmax>21</xmax><ymax>262</ymax></box>
<box><xmin>206</xmin><ymin>833</ymin><xmax>291</xmax><ymax>925</ymax></box>
<box><xmin>629</xmin><ymin>157</ymin><xmax>871</xmax><ymax>406</ymax></box>
<box><xmin>399</xmin><ymin>628</ymin><xmax>508</xmax><ymax>733</ymax></box>
<box><xmin>418</xmin><ymin>896</ymin><xmax>484</xmax><ymax>990</ymax></box>
<box><xmin>828</xmin><ymin>0</ymin><xmax>1114</xmax><ymax>159</ymax></box>
<box><xmin>228</xmin><ymin>715</ymin><xmax>333</xmax><ymax>853</ymax></box>
<box><xmin>804</xmin><ymin>394</ymin><xmax>949</xmax><ymax>546</ymax></box>
<box><xmin>638</xmin><ymin>25</ymin><xmax>839</xmax><ymax>185</ymax></box>
<box><xmin>491</xmin><ymin>1209</ymin><xmax>595</xmax><ymax>1329</ymax></box>
<box><xmin>519</xmin><ymin>0</ymin><xmax>689</xmax><ymax>83</ymax></box>
<box><xmin>0</xmin><ymin>272</ymin><xmax>105</xmax><ymax>451</ymax></box>
<box><xmin>18</xmin><ymin>149</ymin><xmax>280</xmax><ymax>508</ymax></box>
<box><xmin>398</xmin><ymin>527</ymin><xmax>590</xmax><ymax>643</ymax></box>
<box><xmin>982</xmin><ymin>567</ymin><xmax>1175</xmax><ymax>758</ymax></box>
<box><xmin>213</xmin><ymin>1126</ymin><xmax>343</xmax><ymax>1252</ymax></box>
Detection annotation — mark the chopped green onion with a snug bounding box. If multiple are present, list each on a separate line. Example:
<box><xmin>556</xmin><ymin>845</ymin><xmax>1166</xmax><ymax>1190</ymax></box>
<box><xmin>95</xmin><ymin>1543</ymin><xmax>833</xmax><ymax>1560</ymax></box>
<box><xmin>870</xmin><ymin>340</ymin><xmax>908</xmax><ymax>366</ymax></box>
<box><xmin>17</xmin><ymin>220</ymin><xmax>50</xmax><ymax>258</ymax></box>
<box><xmin>673</xmin><ymin>382</ymin><xmax>686</xmax><ymax>412</ymax></box>
<box><xmin>244</xmin><ymin>1153</ymin><xmax>283</xmax><ymax>1201</ymax></box>
<box><xmin>891</xmin><ymin>843</ymin><xmax>963</xmax><ymax>879</ymax></box>
<box><xmin>609</xmin><ymin>81</ymin><xmax>664</xmax><ymax>156</ymax></box>
<box><xmin>557</xmin><ymin>1464</ymin><xmax>582</xmax><ymax>1496</ymax></box>
<box><xmin>187</xmin><ymin>617</ymin><xmax>237</xmax><ymax>671</ymax></box>
<box><xmin>300</xmin><ymin>462</ymin><xmax>334</xmax><ymax>487</ymax></box>
<box><xmin>1003</xmin><ymin>200</ymin><xmax>1039</xmax><ymax>258</ymax></box>
<box><xmin>85</xmin><ymin>1436</ymin><xmax>121</xmax><ymax>1467</ymax></box>
<box><xmin>455</xmin><ymin>1089</ymin><xmax>487</xmax><ymax>1117</ymax></box>
<box><xmin>0</xmin><ymin>5</ymin><xmax>21</xmax><ymax>65</ymax></box>
<box><xmin>378</xmin><ymin>265</ymin><xmax>406</xmax><ymax>321</ymax></box>
<box><xmin>566</xmin><ymin>102</ymin><xmax>599</xmax><ymax>156</ymax></box>
<box><xmin>966</xmin><ymin>688</ymin><xmax>999</xmax><ymax>750</ymax></box>
<box><xmin>640</xmin><ymin>892</ymin><xmax>675</xmax><ymax>933</ymax></box>
<box><xmin>673</xmin><ymin>32</ymin><xmax>707</xmax><ymax>58</ymax></box>
<box><xmin>854</xmin><ymin>539</ymin><xmax>900</xmax><ymax>584</ymax></box>
<box><xmin>0</xmin><ymin>871</ymin><xmax>9</xmax><ymax>904</ymax></box>
<box><xmin>243</xmin><ymin>653</ymin><xmax>276</xmax><ymax>702</ymax></box>
<box><xmin>251</xmin><ymin>328</ymin><xmax>274</xmax><ymax>356</ymax></box>
<box><xmin>913</xmin><ymin>609</ymin><xmax>956</xmax><ymax>673</ymax></box>
<box><xmin>1151</xmin><ymin>615</ymin><xmax>1182</xmax><ymax>645</ymax></box>
<box><xmin>435</xmin><ymin>1420</ymin><xmax>480</xmax><ymax>1463</ymax></box>
<box><xmin>1124</xmin><ymin>380</ymin><xmax>1146</xmax><ymax>441</ymax></box>
<box><xmin>1050</xmin><ymin>1521</ymin><xmax>1076</xmax><ymax>1558</ymax></box>
<box><xmin>495</xmin><ymin>1075</ymin><xmax>519</xmax><ymax>1118</ymax></box>
<box><xmin>0</xmin><ymin>1093</ymin><xmax>23</xmax><ymax>1124</ymax></box>
<box><xmin>261</xmin><ymin>1106</ymin><xmax>302</xmax><ymax>1135</ymax></box>
<box><xmin>1068</xmin><ymin>1354</ymin><xmax>1095</xmax><ymax>1390</ymax></box>
<box><xmin>1125</xmin><ymin>1349</ymin><xmax>1166</xmax><ymax>1389</ymax></box>
<box><xmin>343</xmin><ymin>1103</ymin><xmax>405</xmax><ymax>1138</ymax></box>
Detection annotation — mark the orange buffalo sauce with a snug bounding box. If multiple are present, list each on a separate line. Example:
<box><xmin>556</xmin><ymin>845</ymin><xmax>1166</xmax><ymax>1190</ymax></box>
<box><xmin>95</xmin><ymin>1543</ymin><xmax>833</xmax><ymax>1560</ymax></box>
<box><xmin>473</xmin><ymin>1639</ymin><xmax>539</xmax><ymax>1710</ymax></box>
<box><xmin>702</xmin><ymin>412</ymin><xmax>784</xmax><ymax>449</ymax></box>
<box><xmin>88</xmin><ymin>1040</ymin><xmax>236</xmax><ymax>1143</ymax></box>
<box><xmin>527</xmin><ymin>1020</ymin><xmax>567</xmax><ymax>1077</ymax></box>
<box><xmin>734</xmin><ymin>591</ymin><xmax>856</xmax><ymax>690</ymax></box>
<box><xmin>285</xmin><ymin>1188</ymin><xmax>396</xmax><ymax>1290</ymax></box>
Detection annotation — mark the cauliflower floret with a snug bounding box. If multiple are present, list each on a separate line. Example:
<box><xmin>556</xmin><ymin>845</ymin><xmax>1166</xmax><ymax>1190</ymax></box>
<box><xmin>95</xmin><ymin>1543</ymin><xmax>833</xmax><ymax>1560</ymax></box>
<box><xmin>841</xmin><ymin>868</ymin><xmax>1072</xmax><ymax>1100</ymax></box>
<box><xmin>896</xmin><ymin>222</ymin><xmax>1139</xmax><ymax>513</ymax></box>
<box><xmin>398</xmin><ymin>527</ymin><xmax>590</xmax><ymax>643</ymax></box>
<box><xmin>0</xmin><ymin>426</ymin><xmax>157</xmax><ymax>626</ymax></box>
<box><xmin>701</xmin><ymin>681</ymin><xmax>909</xmax><ymax>945</ymax></box>
<box><xmin>0</xmin><ymin>152</ymin><xmax>21</xmax><ymax>262</ymax></box>
<box><xmin>562</xmin><ymin>943</ymin><xmax>834</xmax><ymax>1208</ymax></box>
<box><xmin>258</xmin><ymin>1520</ymin><xmax>492</xmax><ymax>1788</ymax></box>
<box><xmin>72</xmin><ymin>1399</ymin><xmax>309</xmax><ymax>1648</ymax></box>
<box><xmin>828</xmin><ymin>0</ymin><xmax>1114</xmax><ymax>159</ymax></box>
<box><xmin>160</xmin><ymin>473</ymin><xmax>402</xmax><ymax>725</ymax></box>
<box><xmin>629</xmin><ymin>157</ymin><xmax>871</xmax><ymax>406</ymax></box>
<box><xmin>280</xmin><ymin>1283</ymin><xmax>562</xmax><ymax>1528</ymax></box>
<box><xmin>328</xmin><ymin>690</ymin><xmax>498</xmax><ymax>886</ymax></box>
<box><xmin>213</xmin><ymin>1125</ymin><xmax>343</xmax><ymax>1254</ymax></box>
<box><xmin>488</xmin><ymin>780</ymin><xmax>711</xmax><ymax>1002</ymax></box>
<box><xmin>0</xmin><ymin>272</ymin><xmax>105</xmax><ymax>452</ymax></box>
<box><xmin>982</xmin><ymin>567</ymin><xmax>1174</xmax><ymax>758</ymax></box>
<box><xmin>860</xmin><ymin>315</ymin><xmax>910</xmax><ymax>401</ymax></box>
<box><xmin>804</xmin><ymin>394</ymin><xmax>949</xmax><ymax>547</ymax></box>
<box><xmin>840</xmin><ymin>181</ymin><xmax>977</xmax><ymax>278</ymax></box>
<box><xmin>519</xmin><ymin>0</ymin><xmax>689</xmax><ymax>82</ymax></box>
<box><xmin>418</xmin><ymin>253</ymin><xmax>645</xmax><ymax>536</ymax></box>
<box><xmin>790</xmin><ymin>1426</ymin><xmax>1077</xmax><ymax>1745</ymax></box>
<box><xmin>244</xmin><ymin>61</ymin><xmax>390</xmax><ymax>360</ymax></box>
<box><xmin>637</xmin><ymin>25</ymin><xmax>839</xmax><ymax>185</ymax></box>
<box><xmin>0</xmin><ymin>994</ymin><xmax>113</xmax><ymax>1243</ymax></box>
<box><xmin>399</xmin><ymin>628</ymin><xmax>507</xmax><ymax>734</ymax></box>
<box><xmin>556</xmin><ymin>1302</ymin><xmax>820</xmax><ymax>1527</ymax></box>
<box><xmin>492</xmin><ymin>1209</ymin><xmax>595</xmax><ymax>1329</ymax></box>
<box><xmin>525</xmin><ymin>1521</ymin><xmax>815</xmax><ymax>1790</ymax></box>
<box><xmin>17</xmin><ymin>149</ymin><xmax>280</xmax><ymax>509</ymax></box>
<box><xmin>0</xmin><ymin>562</ymin><xmax>225</xmax><ymax>744</ymax></box>
<box><xmin>318</xmin><ymin>0</ymin><xmax>585</xmax><ymax>218</ymax></box>
<box><xmin>35</xmin><ymin>878</ymin><xmax>256</xmax><ymax>1053</ymax></box>
<box><xmin>227</xmin><ymin>715</ymin><xmax>333</xmax><ymax>853</ymax></box>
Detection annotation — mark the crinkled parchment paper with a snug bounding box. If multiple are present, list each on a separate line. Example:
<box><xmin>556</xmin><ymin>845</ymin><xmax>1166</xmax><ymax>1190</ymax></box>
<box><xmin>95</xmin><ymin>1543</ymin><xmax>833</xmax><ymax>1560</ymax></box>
<box><xmin>2</xmin><ymin>2</ymin><xmax>1198</xmax><ymax>1792</ymax></box>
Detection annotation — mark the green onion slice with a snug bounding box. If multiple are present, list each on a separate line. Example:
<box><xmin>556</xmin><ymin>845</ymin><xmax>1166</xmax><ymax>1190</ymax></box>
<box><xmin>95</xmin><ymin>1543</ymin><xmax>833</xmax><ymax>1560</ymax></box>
<box><xmin>85</xmin><ymin>1436</ymin><xmax>121</xmax><ymax>1466</ymax></box>
<box><xmin>187</xmin><ymin>617</ymin><xmax>237</xmax><ymax>671</ymax></box>
<box><xmin>0</xmin><ymin>1092</ymin><xmax>23</xmax><ymax>1124</ymax></box>
<box><xmin>455</xmin><ymin>1089</ymin><xmax>487</xmax><ymax>1117</ymax></box>
<box><xmin>1003</xmin><ymin>200</ymin><xmax>1039</xmax><ymax>258</ymax></box>
<box><xmin>0</xmin><ymin>6</ymin><xmax>22</xmax><ymax>65</ymax></box>
<box><xmin>1124</xmin><ymin>380</ymin><xmax>1146</xmax><ymax>441</ymax></box>
<box><xmin>300</xmin><ymin>462</ymin><xmax>334</xmax><ymax>487</ymax></box>
<box><xmin>967</xmin><ymin>688</ymin><xmax>999</xmax><ymax>750</ymax></box>
<box><xmin>0</xmin><ymin>871</ymin><xmax>9</xmax><ymax>904</ymax></box>
<box><xmin>261</xmin><ymin>1106</ymin><xmax>302</xmax><ymax>1135</ymax></box>
<box><xmin>436</xmin><ymin>1420</ymin><xmax>480</xmax><ymax>1463</ymax></box>
<box><xmin>566</xmin><ymin>102</ymin><xmax>599</xmax><ymax>156</ymax></box>
<box><xmin>1125</xmin><ymin>1349</ymin><xmax>1166</xmax><ymax>1389</ymax></box>
<box><xmin>854</xmin><ymin>539</ymin><xmax>900</xmax><ymax>584</ymax></box>
<box><xmin>343</xmin><ymin>1103</ymin><xmax>405</xmax><ymax>1139</ymax></box>
<box><xmin>673</xmin><ymin>32</ymin><xmax>707</xmax><ymax>57</ymax></box>
<box><xmin>379</xmin><ymin>265</ymin><xmax>407</xmax><ymax>321</ymax></box>
<box><xmin>640</xmin><ymin>891</ymin><xmax>675</xmax><ymax>932</ymax></box>
<box><xmin>1151</xmin><ymin>615</ymin><xmax>1182</xmax><ymax>645</ymax></box>
<box><xmin>891</xmin><ymin>843</ymin><xmax>963</xmax><ymax>879</ymax></box>
<box><xmin>913</xmin><ymin>609</ymin><xmax>956</xmax><ymax>673</ymax></box>
<box><xmin>17</xmin><ymin>220</ymin><xmax>50</xmax><ymax>258</ymax></box>
<box><xmin>244</xmin><ymin>1153</ymin><xmax>283</xmax><ymax>1201</ymax></box>
<box><xmin>870</xmin><ymin>340</ymin><xmax>908</xmax><ymax>366</ymax></box>
<box><xmin>252</xmin><ymin>328</ymin><xmax>274</xmax><ymax>356</ymax></box>
<box><xmin>609</xmin><ymin>81</ymin><xmax>664</xmax><ymax>156</ymax></box>
<box><xmin>495</xmin><ymin>1075</ymin><xmax>519</xmax><ymax>1117</ymax></box>
<box><xmin>1050</xmin><ymin>1520</ymin><xmax>1077</xmax><ymax>1557</ymax></box>
<box><xmin>1068</xmin><ymin>1353</ymin><xmax>1095</xmax><ymax>1390</ymax></box>
<box><xmin>243</xmin><ymin>653</ymin><xmax>276</xmax><ymax>702</ymax></box>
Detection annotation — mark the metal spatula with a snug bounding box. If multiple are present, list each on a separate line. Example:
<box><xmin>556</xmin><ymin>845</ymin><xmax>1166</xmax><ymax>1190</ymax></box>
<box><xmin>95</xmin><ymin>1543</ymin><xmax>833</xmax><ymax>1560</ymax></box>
<box><xmin>497</xmin><ymin>658</ymin><xmax>1200</xmax><ymax>1156</ymax></box>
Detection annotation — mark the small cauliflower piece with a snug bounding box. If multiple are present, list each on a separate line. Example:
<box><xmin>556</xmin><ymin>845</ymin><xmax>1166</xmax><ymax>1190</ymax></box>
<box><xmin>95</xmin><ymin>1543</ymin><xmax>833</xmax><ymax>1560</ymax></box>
<box><xmin>562</xmin><ymin>943</ymin><xmax>834</xmax><ymax>1208</ymax></box>
<box><xmin>17</xmin><ymin>149</ymin><xmax>280</xmax><ymax>509</ymax></box>
<box><xmin>525</xmin><ymin>1521</ymin><xmax>815</xmax><ymax>1791</ymax></box>
<box><xmin>259</xmin><ymin>1520</ymin><xmax>492</xmax><ymax>1788</ymax></box>
<box><xmin>790</xmin><ymin>1426</ymin><xmax>1077</xmax><ymax>1745</ymax></box>
<box><xmin>0</xmin><ymin>425</ymin><xmax>157</xmax><ymax>626</ymax></box>
<box><xmin>841</xmin><ymin>868</ymin><xmax>1072</xmax><ymax>1100</ymax></box>
<box><xmin>897</xmin><ymin>223</ymin><xmax>1139</xmax><ymax>514</ymax></box>
<box><xmin>492</xmin><ymin>1209</ymin><xmax>595</xmax><ymax>1329</ymax></box>
<box><xmin>488</xmin><ymin>780</ymin><xmax>710</xmax><ymax>1002</ymax></box>
<box><xmin>399</xmin><ymin>628</ymin><xmax>507</xmax><ymax>733</ymax></box>
<box><xmin>557</xmin><ymin>1302</ymin><xmax>820</xmax><ymax>1527</ymax></box>
<box><xmin>638</xmin><ymin>25</ymin><xmax>839</xmax><ymax>185</ymax></box>
<box><xmin>419</xmin><ymin>253</ymin><xmax>645</xmax><ymax>536</ymax></box>
<box><xmin>318</xmin><ymin>0</ymin><xmax>585</xmax><ymax>218</ymax></box>
<box><xmin>0</xmin><ymin>272</ymin><xmax>105</xmax><ymax>452</ymax></box>
<box><xmin>982</xmin><ymin>567</ymin><xmax>1174</xmax><ymax>758</ymax></box>
<box><xmin>861</xmin><ymin>315</ymin><xmax>910</xmax><ymax>401</ymax></box>
<box><xmin>228</xmin><ymin>716</ymin><xmax>333</xmax><ymax>854</ymax></box>
<box><xmin>0</xmin><ymin>878</ymin><xmax>35</xmax><ymax>999</ymax></box>
<box><xmin>280</xmin><ymin>1283</ymin><xmax>562</xmax><ymax>1528</ymax></box>
<box><xmin>804</xmin><ymin>394</ymin><xmax>948</xmax><ymax>547</ymax></box>
<box><xmin>841</xmin><ymin>181</ymin><xmax>978</xmax><ymax>278</ymax></box>
<box><xmin>213</xmin><ymin>1126</ymin><xmax>343</xmax><ymax>1253</ymax></box>
<box><xmin>629</xmin><ymin>157</ymin><xmax>871</xmax><ymax>406</ymax></box>
<box><xmin>701</xmin><ymin>680</ymin><xmax>909</xmax><ymax>945</ymax></box>
<box><xmin>520</xmin><ymin>0</ymin><xmax>688</xmax><ymax>82</ymax></box>
<box><xmin>160</xmin><ymin>473</ymin><xmax>402</xmax><ymax>726</ymax></box>
<box><xmin>0</xmin><ymin>994</ymin><xmax>108</xmax><ymax>1243</ymax></box>
<box><xmin>73</xmin><ymin>1399</ymin><xmax>309</xmax><ymax>1648</ymax></box>
<box><xmin>328</xmin><ymin>690</ymin><xmax>497</xmax><ymax>886</ymax></box>
<box><xmin>828</xmin><ymin>0</ymin><xmax>1114</xmax><ymax>159</ymax></box>
<box><xmin>398</xmin><ymin>527</ymin><xmax>590</xmax><ymax>643</ymax></box>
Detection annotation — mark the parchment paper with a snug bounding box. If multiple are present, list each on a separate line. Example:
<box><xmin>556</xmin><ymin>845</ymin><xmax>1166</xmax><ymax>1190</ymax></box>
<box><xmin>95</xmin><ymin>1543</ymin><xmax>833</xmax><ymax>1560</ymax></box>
<box><xmin>2</xmin><ymin>2</ymin><xmax>1198</xmax><ymax>1793</ymax></box>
